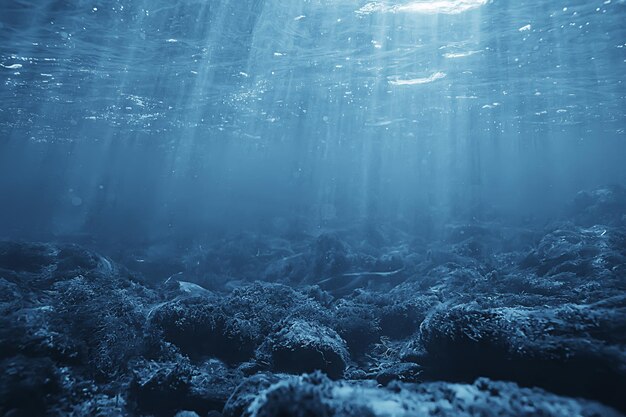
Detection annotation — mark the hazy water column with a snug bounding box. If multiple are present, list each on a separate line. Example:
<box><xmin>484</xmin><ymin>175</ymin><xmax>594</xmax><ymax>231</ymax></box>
<box><xmin>0</xmin><ymin>0</ymin><xmax>625</xmax><ymax>242</ymax></box>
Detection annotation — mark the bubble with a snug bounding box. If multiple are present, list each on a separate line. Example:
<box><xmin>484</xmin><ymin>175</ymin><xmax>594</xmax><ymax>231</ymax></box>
<box><xmin>71</xmin><ymin>196</ymin><xmax>83</xmax><ymax>207</ymax></box>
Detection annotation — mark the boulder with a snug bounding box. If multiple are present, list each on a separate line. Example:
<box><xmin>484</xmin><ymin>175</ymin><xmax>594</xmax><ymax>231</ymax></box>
<box><xmin>224</xmin><ymin>373</ymin><xmax>623</xmax><ymax>417</ymax></box>
<box><xmin>259</xmin><ymin>320</ymin><xmax>349</xmax><ymax>379</ymax></box>
<box><xmin>418</xmin><ymin>303</ymin><xmax>626</xmax><ymax>411</ymax></box>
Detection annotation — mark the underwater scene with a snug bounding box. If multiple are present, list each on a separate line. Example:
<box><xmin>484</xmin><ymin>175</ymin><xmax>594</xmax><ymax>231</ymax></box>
<box><xmin>1</xmin><ymin>0</ymin><xmax>626</xmax><ymax>416</ymax></box>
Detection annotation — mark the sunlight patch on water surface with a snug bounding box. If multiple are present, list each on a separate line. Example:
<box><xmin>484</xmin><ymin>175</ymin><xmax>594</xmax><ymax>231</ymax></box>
<box><xmin>357</xmin><ymin>0</ymin><xmax>488</xmax><ymax>15</ymax></box>
<box><xmin>389</xmin><ymin>71</ymin><xmax>446</xmax><ymax>86</ymax></box>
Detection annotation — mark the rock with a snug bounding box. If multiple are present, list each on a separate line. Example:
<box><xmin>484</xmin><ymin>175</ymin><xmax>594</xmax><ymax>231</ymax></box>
<box><xmin>0</xmin><ymin>241</ymin><xmax>56</xmax><ymax>274</ymax></box>
<box><xmin>1</xmin><ymin>203</ymin><xmax>625</xmax><ymax>417</ymax></box>
<box><xmin>237</xmin><ymin>361</ymin><xmax>267</xmax><ymax>376</ymax></box>
<box><xmin>571</xmin><ymin>185</ymin><xmax>626</xmax><ymax>227</ymax></box>
<box><xmin>0</xmin><ymin>242</ymin><xmax>154</xmax><ymax>376</ymax></box>
<box><xmin>242</xmin><ymin>372</ymin><xmax>336</xmax><ymax>417</ymax></box>
<box><xmin>0</xmin><ymin>356</ymin><xmax>61</xmax><ymax>416</ymax></box>
<box><xmin>332</xmin><ymin>298</ymin><xmax>381</xmax><ymax>356</ymax></box>
<box><xmin>129</xmin><ymin>360</ymin><xmax>193</xmax><ymax>416</ymax></box>
<box><xmin>129</xmin><ymin>358</ymin><xmax>236</xmax><ymax>417</ymax></box>
<box><xmin>522</xmin><ymin>225</ymin><xmax>626</xmax><ymax>279</ymax></box>
<box><xmin>225</xmin><ymin>373</ymin><xmax>623</xmax><ymax>417</ymax></box>
<box><xmin>150</xmin><ymin>296</ymin><xmax>258</xmax><ymax>363</ymax></box>
<box><xmin>374</xmin><ymin>362</ymin><xmax>422</xmax><ymax>385</ymax></box>
<box><xmin>223</xmin><ymin>373</ymin><xmax>281</xmax><ymax>417</ymax></box>
<box><xmin>312</xmin><ymin>233</ymin><xmax>351</xmax><ymax>277</ymax></box>
<box><xmin>418</xmin><ymin>303</ymin><xmax>626</xmax><ymax>412</ymax></box>
<box><xmin>51</xmin><ymin>274</ymin><xmax>151</xmax><ymax>377</ymax></box>
<box><xmin>187</xmin><ymin>359</ymin><xmax>242</xmax><ymax>414</ymax></box>
<box><xmin>151</xmin><ymin>282</ymin><xmax>330</xmax><ymax>363</ymax></box>
<box><xmin>379</xmin><ymin>285</ymin><xmax>439</xmax><ymax>339</ymax></box>
<box><xmin>179</xmin><ymin>233</ymin><xmax>297</xmax><ymax>286</ymax></box>
<box><xmin>221</xmin><ymin>282</ymin><xmax>330</xmax><ymax>337</ymax></box>
<box><xmin>0</xmin><ymin>241</ymin><xmax>109</xmax><ymax>289</ymax></box>
<box><xmin>174</xmin><ymin>412</ymin><xmax>200</xmax><ymax>417</ymax></box>
<box><xmin>259</xmin><ymin>319</ymin><xmax>349</xmax><ymax>379</ymax></box>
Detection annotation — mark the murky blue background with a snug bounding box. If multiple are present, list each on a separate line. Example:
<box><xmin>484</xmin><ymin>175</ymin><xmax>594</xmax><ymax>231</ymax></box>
<box><xmin>1</xmin><ymin>0</ymin><xmax>625</xmax><ymax>245</ymax></box>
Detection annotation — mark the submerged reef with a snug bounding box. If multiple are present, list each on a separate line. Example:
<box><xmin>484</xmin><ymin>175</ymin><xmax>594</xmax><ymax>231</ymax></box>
<box><xmin>1</xmin><ymin>186</ymin><xmax>625</xmax><ymax>416</ymax></box>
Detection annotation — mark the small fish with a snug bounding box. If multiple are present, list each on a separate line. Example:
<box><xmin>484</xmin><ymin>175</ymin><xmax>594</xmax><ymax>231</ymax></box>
<box><xmin>317</xmin><ymin>268</ymin><xmax>405</xmax><ymax>296</ymax></box>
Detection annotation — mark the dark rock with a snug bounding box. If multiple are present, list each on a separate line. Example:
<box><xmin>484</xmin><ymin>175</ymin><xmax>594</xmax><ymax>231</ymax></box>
<box><xmin>239</xmin><ymin>372</ymin><xmax>338</xmax><ymax>417</ymax></box>
<box><xmin>418</xmin><ymin>303</ymin><xmax>626</xmax><ymax>412</ymax></box>
<box><xmin>152</xmin><ymin>282</ymin><xmax>330</xmax><ymax>364</ymax></box>
<box><xmin>174</xmin><ymin>411</ymin><xmax>200</xmax><ymax>417</ymax></box>
<box><xmin>223</xmin><ymin>373</ymin><xmax>281</xmax><ymax>417</ymax></box>
<box><xmin>179</xmin><ymin>233</ymin><xmax>299</xmax><ymax>286</ymax></box>
<box><xmin>262</xmin><ymin>252</ymin><xmax>308</xmax><ymax>282</ymax></box>
<box><xmin>129</xmin><ymin>360</ymin><xmax>193</xmax><ymax>417</ymax></box>
<box><xmin>237</xmin><ymin>361</ymin><xmax>267</xmax><ymax>376</ymax></box>
<box><xmin>0</xmin><ymin>241</ymin><xmax>56</xmax><ymax>274</ymax></box>
<box><xmin>332</xmin><ymin>298</ymin><xmax>381</xmax><ymax>356</ymax></box>
<box><xmin>50</xmin><ymin>274</ymin><xmax>151</xmax><ymax>377</ymax></box>
<box><xmin>1</xmin><ymin>198</ymin><xmax>625</xmax><ymax>417</ymax></box>
<box><xmin>522</xmin><ymin>225</ymin><xmax>626</xmax><ymax>279</ymax></box>
<box><xmin>444</xmin><ymin>224</ymin><xmax>492</xmax><ymax>244</ymax></box>
<box><xmin>312</xmin><ymin>233</ymin><xmax>351</xmax><ymax>277</ymax></box>
<box><xmin>0</xmin><ymin>356</ymin><xmax>61</xmax><ymax>416</ymax></box>
<box><xmin>374</xmin><ymin>362</ymin><xmax>422</xmax><ymax>385</ymax></box>
<box><xmin>129</xmin><ymin>358</ymin><xmax>236</xmax><ymax>416</ymax></box>
<box><xmin>186</xmin><ymin>359</ymin><xmax>242</xmax><ymax>414</ymax></box>
<box><xmin>221</xmin><ymin>282</ymin><xmax>330</xmax><ymax>337</ymax></box>
<box><xmin>379</xmin><ymin>285</ymin><xmax>439</xmax><ymax>339</ymax></box>
<box><xmin>0</xmin><ymin>242</ymin><xmax>153</xmax><ymax>376</ymax></box>
<box><xmin>0</xmin><ymin>241</ymin><xmax>110</xmax><ymax>289</ymax></box>
<box><xmin>150</xmin><ymin>296</ymin><xmax>258</xmax><ymax>363</ymax></box>
<box><xmin>259</xmin><ymin>319</ymin><xmax>349</xmax><ymax>379</ymax></box>
<box><xmin>224</xmin><ymin>373</ymin><xmax>622</xmax><ymax>417</ymax></box>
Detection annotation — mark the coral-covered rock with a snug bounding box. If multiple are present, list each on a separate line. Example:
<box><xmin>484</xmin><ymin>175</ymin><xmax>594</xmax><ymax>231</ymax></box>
<box><xmin>129</xmin><ymin>360</ymin><xmax>193</xmax><ymax>416</ymax></box>
<box><xmin>332</xmin><ymin>298</ymin><xmax>381</xmax><ymax>356</ymax></box>
<box><xmin>259</xmin><ymin>320</ymin><xmax>349</xmax><ymax>379</ymax></box>
<box><xmin>150</xmin><ymin>297</ymin><xmax>258</xmax><ymax>363</ymax></box>
<box><xmin>51</xmin><ymin>274</ymin><xmax>151</xmax><ymax>377</ymax></box>
<box><xmin>522</xmin><ymin>225</ymin><xmax>626</xmax><ymax>279</ymax></box>
<box><xmin>151</xmin><ymin>282</ymin><xmax>331</xmax><ymax>363</ymax></box>
<box><xmin>0</xmin><ymin>242</ymin><xmax>154</xmax><ymax>377</ymax></box>
<box><xmin>373</xmin><ymin>362</ymin><xmax>422</xmax><ymax>385</ymax></box>
<box><xmin>0</xmin><ymin>241</ymin><xmax>111</xmax><ymax>289</ymax></box>
<box><xmin>0</xmin><ymin>356</ymin><xmax>61</xmax><ymax>416</ymax></box>
<box><xmin>129</xmin><ymin>358</ymin><xmax>237</xmax><ymax>417</ymax></box>
<box><xmin>1</xmin><ymin>191</ymin><xmax>625</xmax><ymax>417</ymax></box>
<box><xmin>418</xmin><ymin>303</ymin><xmax>626</xmax><ymax>411</ymax></box>
<box><xmin>224</xmin><ymin>373</ymin><xmax>622</xmax><ymax>417</ymax></box>
<box><xmin>221</xmin><ymin>282</ymin><xmax>330</xmax><ymax>336</ymax></box>
<box><xmin>223</xmin><ymin>373</ymin><xmax>281</xmax><ymax>417</ymax></box>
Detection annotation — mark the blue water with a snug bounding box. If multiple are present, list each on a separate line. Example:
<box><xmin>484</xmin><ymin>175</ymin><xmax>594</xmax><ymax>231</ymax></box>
<box><xmin>1</xmin><ymin>0</ymin><xmax>625</xmax><ymax>243</ymax></box>
<box><xmin>2</xmin><ymin>2</ymin><xmax>626</xmax><ymax>415</ymax></box>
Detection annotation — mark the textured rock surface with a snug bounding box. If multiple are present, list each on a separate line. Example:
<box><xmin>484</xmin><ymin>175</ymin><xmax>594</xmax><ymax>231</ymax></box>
<box><xmin>259</xmin><ymin>319</ymin><xmax>349</xmax><ymax>379</ymax></box>
<box><xmin>226</xmin><ymin>373</ymin><xmax>623</xmax><ymax>417</ymax></box>
<box><xmin>1</xmin><ymin>188</ymin><xmax>625</xmax><ymax>416</ymax></box>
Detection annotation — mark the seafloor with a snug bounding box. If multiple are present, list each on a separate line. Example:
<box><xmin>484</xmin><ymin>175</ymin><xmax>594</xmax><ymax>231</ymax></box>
<box><xmin>1</xmin><ymin>186</ymin><xmax>625</xmax><ymax>417</ymax></box>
